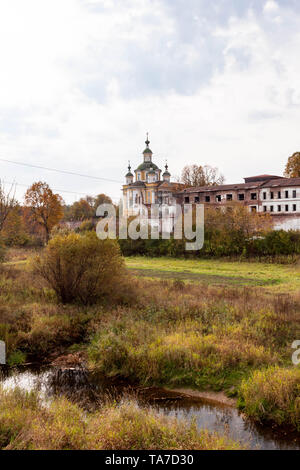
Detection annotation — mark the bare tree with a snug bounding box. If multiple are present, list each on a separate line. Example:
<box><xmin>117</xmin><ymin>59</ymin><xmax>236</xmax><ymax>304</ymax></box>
<box><xmin>181</xmin><ymin>164</ymin><xmax>225</xmax><ymax>188</ymax></box>
<box><xmin>0</xmin><ymin>180</ymin><xmax>17</xmax><ymax>232</ymax></box>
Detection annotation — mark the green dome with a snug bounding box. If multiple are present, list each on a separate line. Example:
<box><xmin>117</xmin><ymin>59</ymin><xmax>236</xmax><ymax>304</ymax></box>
<box><xmin>126</xmin><ymin>172</ymin><xmax>133</xmax><ymax>177</ymax></box>
<box><xmin>163</xmin><ymin>171</ymin><xmax>170</xmax><ymax>177</ymax></box>
<box><xmin>135</xmin><ymin>161</ymin><xmax>160</xmax><ymax>171</ymax></box>
<box><xmin>143</xmin><ymin>147</ymin><xmax>153</xmax><ymax>154</ymax></box>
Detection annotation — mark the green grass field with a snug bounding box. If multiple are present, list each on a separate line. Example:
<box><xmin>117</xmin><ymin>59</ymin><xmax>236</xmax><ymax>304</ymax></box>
<box><xmin>125</xmin><ymin>256</ymin><xmax>300</xmax><ymax>292</ymax></box>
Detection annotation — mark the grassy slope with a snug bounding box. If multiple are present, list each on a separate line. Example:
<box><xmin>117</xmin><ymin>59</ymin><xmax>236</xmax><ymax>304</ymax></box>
<box><xmin>125</xmin><ymin>256</ymin><xmax>300</xmax><ymax>292</ymax></box>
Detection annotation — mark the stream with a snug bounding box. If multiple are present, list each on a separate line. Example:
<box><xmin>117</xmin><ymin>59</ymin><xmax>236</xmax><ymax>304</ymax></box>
<box><xmin>0</xmin><ymin>366</ymin><xmax>300</xmax><ymax>451</ymax></box>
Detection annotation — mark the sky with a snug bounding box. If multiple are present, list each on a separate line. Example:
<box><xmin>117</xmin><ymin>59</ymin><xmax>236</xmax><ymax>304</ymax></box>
<box><xmin>1</xmin><ymin>0</ymin><xmax>300</xmax><ymax>204</ymax></box>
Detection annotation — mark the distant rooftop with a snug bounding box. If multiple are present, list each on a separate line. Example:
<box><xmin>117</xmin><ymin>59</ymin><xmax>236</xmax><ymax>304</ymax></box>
<box><xmin>244</xmin><ymin>175</ymin><xmax>283</xmax><ymax>183</ymax></box>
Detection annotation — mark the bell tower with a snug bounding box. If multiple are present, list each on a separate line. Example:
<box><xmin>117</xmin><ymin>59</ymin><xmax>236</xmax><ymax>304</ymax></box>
<box><xmin>143</xmin><ymin>133</ymin><xmax>153</xmax><ymax>163</ymax></box>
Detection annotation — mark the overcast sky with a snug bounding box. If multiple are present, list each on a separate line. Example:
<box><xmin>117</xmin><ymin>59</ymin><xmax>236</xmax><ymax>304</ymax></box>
<box><xmin>1</xmin><ymin>0</ymin><xmax>300</xmax><ymax>204</ymax></box>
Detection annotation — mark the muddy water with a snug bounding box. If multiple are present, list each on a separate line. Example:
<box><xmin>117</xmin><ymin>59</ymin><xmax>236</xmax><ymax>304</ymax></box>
<box><xmin>1</xmin><ymin>366</ymin><xmax>300</xmax><ymax>451</ymax></box>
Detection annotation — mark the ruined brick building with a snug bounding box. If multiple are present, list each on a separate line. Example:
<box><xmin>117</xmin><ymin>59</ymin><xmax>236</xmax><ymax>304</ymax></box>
<box><xmin>176</xmin><ymin>175</ymin><xmax>300</xmax><ymax>230</ymax></box>
<box><xmin>123</xmin><ymin>137</ymin><xmax>300</xmax><ymax>231</ymax></box>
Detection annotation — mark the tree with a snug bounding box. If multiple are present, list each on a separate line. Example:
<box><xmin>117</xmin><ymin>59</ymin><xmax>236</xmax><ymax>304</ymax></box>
<box><xmin>69</xmin><ymin>198</ymin><xmax>94</xmax><ymax>221</ymax></box>
<box><xmin>25</xmin><ymin>182</ymin><xmax>64</xmax><ymax>242</ymax></box>
<box><xmin>2</xmin><ymin>206</ymin><xmax>29</xmax><ymax>246</ymax></box>
<box><xmin>284</xmin><ymin>152</ymin><xmax>300</xmax><ymax>178</ymax></box>
<box><xmin>0</xmin><ymin>181</ymin><xmax>17</xmax><ymax>232</ymax></box>
<box><xmin>64</xmin><ymin>194</ymin><xmax>113</xmax><ymax>222</ymax></box>
<box><xmin>204</xmin><ymin>204</ymin><xmax>273</xmax><ymax>256</ymax></box>
<box><xmin>93</xmin><ymin>193</ymin><xmax>113</xmax><ymax>210</ymax></box>
<box><xmin>181</xmin><ymin>164</ymin><xmax>224</xmax><ymax>188</ymax></box>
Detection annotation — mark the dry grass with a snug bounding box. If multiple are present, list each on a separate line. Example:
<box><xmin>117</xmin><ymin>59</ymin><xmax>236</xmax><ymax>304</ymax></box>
<box><xmin>1</xmin><ymin>247</ymin><xmax>300</xmax><ymax>429</ymax></box>
<box><xmin>239</xmin><ymin>367</ymin><xmax>300</xmax><ymax>429</ymax></box>
<box><xmin>88</xmin><ymin>278</ymin><xmax>299</xmax><ymax>391</ymax></box>
<box><xmin>0</xmin><ymin>388</ymin><xmax>243</xmax><ymax>450</ymax></box>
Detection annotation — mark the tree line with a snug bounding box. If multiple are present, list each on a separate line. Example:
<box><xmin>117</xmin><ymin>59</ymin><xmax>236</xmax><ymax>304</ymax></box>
<box><xmin>0</xmin><ymin>180</ymin><xmax>114</xmax><ymax>246</ymax></box>
<box><xmin>1</xmin><ymin>150</ymin><xmax>300</xmax><ymax>251</ymax></box>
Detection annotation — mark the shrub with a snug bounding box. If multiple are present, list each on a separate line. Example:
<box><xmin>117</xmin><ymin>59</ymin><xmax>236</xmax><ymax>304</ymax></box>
<box><xmin>32</xmin><ymin>232</ymin><xmax>125</xmax><ymax>304</ymax></box>
<box><xmin>78</xmin><ymin>220</ymin><xmax>95</xmax><ymax>232</ymax></box>
<box><xmin>7</xmin><ymin>350</ymin><xmax>26</xmax><ymax>366</ymax></box>
<box><xmin>239</xmin><ymin>366</ymin><xmax>300</xmax><ymax>429</ymax></box>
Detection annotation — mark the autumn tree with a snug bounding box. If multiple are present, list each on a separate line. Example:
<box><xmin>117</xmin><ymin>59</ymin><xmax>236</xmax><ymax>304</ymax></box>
<box><xmin>93</xmin><ymin>193</ymin><xmax>113</xmax><ymax>209</ymax></box>
<box><xmin>25</xmin><ymin>182</ymin><xmax>64</xmax><ymax>242</ymax></box>
<box><xmin>284</xmin><ymin>152</ymin><xmax>300</xmax><ymax>178</ymax></box>
<box><xmin>64</xmin><ymin>193</ymin><xmax>113</xmax><ymax>221</ymax></box>
<box><xmin>2</xmin><ymin>206</ymin><xmax>29</xmax><ymax>246</ymax></box>
<box><xmin>204</xmin><ymin>204</ymin><xmax>273</xmax><ymax>255</ymax></box>
<box><xmin>0</xmin><ymin>181</ymin><xmax>17</xmax><ymax>232</ymax></box>
<box><xmin>181</xmin><ymin>164</ymin><xmax>224</xmax><ymax>188</ymax></box>
<box><xmin>69</xmin><ymin>198</ymin><xmax>94</xmax><ymax>221</ymax></box>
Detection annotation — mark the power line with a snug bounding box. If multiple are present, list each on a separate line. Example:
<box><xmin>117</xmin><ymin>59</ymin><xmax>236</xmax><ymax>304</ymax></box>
<box><xmin>0</xmin><ymin>158</ymin><xmax>123</xmax><ymax>184</ymax></box>
<box><xmin>2</xmin><ymin>179</ymin><xmax>121</xmax><ymax>201</ymax></box>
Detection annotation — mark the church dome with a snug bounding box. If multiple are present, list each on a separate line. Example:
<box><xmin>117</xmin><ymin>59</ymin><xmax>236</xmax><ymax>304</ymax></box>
<box><xmin>136</xmin><ymin>161</ymin><xmax>159</xmax><ymax>171</ymax></box>
<box><xmin>125</xmin><ymin>162</ymin><xmax>134</xmax><ymax>179</ymax></box>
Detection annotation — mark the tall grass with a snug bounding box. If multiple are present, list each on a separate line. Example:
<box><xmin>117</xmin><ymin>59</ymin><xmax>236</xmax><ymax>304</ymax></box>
<box><xmin>1</xmin><ymin>248</ymin><xmax>300</xmax><ymax>429</ymax></box>
<box><xmin>239</xmin><ymin>367</ymin><xmax>300</xmax><ymax>430</ymax></box>
<box><xmin>0</xmin><ymin>388</ymin><xmax>242</xmax><ymax>450</ymax></box>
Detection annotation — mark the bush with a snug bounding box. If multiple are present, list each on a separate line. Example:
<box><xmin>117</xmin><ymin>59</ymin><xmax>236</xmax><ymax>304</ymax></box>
<box><xmin>239</xmin><ymin>367</ymin><xmax>300</xmax><ymax>429</ymax></box>
<box><xmin>7</xmin><ymin>350</ymin><xmax>26</xmax><ymax>366</ymax></box>
<box><xmin>78</xmin><ymin>220</ymin><xmax>95</xmax><ymax>232</ymax></box>
<box><xmin>32</xmin><ymin>232</ymin><xmax>125</xmax><ymax>304</ymax></box>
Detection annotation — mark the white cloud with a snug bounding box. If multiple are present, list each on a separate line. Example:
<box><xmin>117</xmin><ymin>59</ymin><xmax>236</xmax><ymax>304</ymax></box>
<box><xmin>0</xmin><ymin>0</ymin><xmax>300</xmax><ymax>204</ymax></box>
<box><xmin>264</xmin><ymin>1</ymin><xmax>279</xmax><ymax>14</ymax></box>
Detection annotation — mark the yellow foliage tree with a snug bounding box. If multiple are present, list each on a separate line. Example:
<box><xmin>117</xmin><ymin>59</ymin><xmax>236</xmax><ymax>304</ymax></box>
<box><xmin>284</xmin><ymin>152</ymin><xmax>300</xmax><ymax>178</ymax></box>
<box><xmin>25</xmin><ymin>182</ymin><xmax>64</xmax><ymax>242</ymax></box>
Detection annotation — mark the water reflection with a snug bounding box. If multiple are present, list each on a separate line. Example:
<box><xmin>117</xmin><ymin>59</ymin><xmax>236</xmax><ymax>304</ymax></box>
<box><xmin>1</xmin><ymin>366</ymin><xmax>299</xmax><ymax>451</ymax></box>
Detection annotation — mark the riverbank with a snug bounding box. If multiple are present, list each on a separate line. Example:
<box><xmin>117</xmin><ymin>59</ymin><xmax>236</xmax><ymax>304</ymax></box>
<box><xmin>2</xmin><ymin>366</ymin><xmax>300</xmax><ymax>450</ymax></box>
<box><xmin>0</xmin><ymin>385</ymin><xmax>243</xmax><ymax>450</ymax></box>
<box><xmin>1</xmin><ymin>248</ymin><xmax>300</xmax><ymax>436</ymax></box>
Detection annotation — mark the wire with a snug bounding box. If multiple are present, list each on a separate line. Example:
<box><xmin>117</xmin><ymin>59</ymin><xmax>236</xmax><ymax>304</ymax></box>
<box><xmin>0</xmin><ymin>158</ymin><xmax>123</xmax><ymax>184</ymax></box>
<box><xmin>2</xmin><ymin>179</ymin><xmax>121</xmax><ymax>201</ymax></box>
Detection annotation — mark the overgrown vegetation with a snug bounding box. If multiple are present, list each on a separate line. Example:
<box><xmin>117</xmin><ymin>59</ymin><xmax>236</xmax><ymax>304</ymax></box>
<box><xmin>239</xmin><ymin>367</ymin><xmax>300</xmax><ymax>430</ymax></box>
<box><xmin>0</xmin><ymin>245</ymin><xmax>300</xmax><ymax>432</ymax></box>
<box><xmin>119</xmin><ymin>205</ymin><xmax>300</xmax><ymax>259</ymax></box>
<box><xmin>32</xmin><ymin>232</ymin><xmax>126</xmax><ymax>304</ymax></box>
<box><xmin>0</xmin><ymin>388</ymin><xmax>242</xmax><ymax>450</ymax></box>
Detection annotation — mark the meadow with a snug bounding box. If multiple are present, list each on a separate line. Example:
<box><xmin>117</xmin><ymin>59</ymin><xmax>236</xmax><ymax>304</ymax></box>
<box><xmin>1</xmin><ymin>246</ymin><xmax>300</xmax><ymax>443</ymax></box>
<box><xmin>125</xmin><ymin>256</ymin><xmax>300</xmax><ymax>292</ymax></box>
